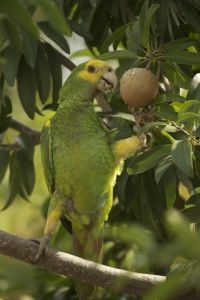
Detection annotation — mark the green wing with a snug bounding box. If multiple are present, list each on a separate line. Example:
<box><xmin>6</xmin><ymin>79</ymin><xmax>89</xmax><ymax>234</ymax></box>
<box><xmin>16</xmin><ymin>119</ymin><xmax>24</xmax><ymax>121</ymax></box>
<box><xmin>40</xmin><ymin>120</ymin><xmax>55</xmax><ymax>193</ymax></box>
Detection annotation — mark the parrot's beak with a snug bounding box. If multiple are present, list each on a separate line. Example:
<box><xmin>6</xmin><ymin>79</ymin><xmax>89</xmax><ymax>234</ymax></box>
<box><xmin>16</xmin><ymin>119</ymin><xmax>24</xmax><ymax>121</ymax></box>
<box><xmin>97</xmin><ymin>70</ymin><xmax>118</xmax><ymax>93</ymax></box>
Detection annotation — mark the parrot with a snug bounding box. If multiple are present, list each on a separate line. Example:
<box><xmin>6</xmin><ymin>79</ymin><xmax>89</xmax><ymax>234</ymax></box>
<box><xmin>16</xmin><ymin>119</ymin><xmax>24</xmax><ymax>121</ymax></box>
<box><xmin>36</xmin><ymin>59</ymin><xmax>141</xmax><ymax>299</ymax></box>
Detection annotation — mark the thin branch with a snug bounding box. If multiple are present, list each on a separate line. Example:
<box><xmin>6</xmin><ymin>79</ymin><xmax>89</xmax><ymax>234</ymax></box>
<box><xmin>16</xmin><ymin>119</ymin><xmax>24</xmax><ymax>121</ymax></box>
<box><xmin>9</xmin><ymin>118</ymin><xmax>41</xmax><ymax>145</ymax></box>
<box><xmin>58</xmin><ymin>52</ymin><xmax>76</xmax><ymax>70</ymax></box>
<box><xmin>0</xmin><ymin>230</ymin><xmax>165</xmax><ymax>296</ymax></box>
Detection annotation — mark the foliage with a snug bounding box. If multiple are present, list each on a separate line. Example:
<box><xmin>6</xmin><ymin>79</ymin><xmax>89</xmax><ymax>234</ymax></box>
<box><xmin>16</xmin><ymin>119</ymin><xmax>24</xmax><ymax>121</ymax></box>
<box><xmin>1</xmin><ymin>0</ymin><xmax>200</xmax><ymax>299</ymax></box>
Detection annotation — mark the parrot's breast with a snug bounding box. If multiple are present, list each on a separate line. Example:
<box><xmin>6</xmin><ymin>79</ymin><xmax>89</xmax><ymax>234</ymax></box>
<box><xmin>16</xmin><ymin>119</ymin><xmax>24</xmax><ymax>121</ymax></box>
<box><xmin>51</xmin><ymin>106</ymin><xmax>117</xmax><ymax>221</ymax></box>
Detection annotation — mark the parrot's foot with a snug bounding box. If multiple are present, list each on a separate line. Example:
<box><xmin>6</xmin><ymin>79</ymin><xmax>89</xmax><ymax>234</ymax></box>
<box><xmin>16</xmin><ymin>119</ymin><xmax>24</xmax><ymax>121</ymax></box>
<box><xmin>32</xmin><ymin>236</ymin><xmax>51</xmax><ymax>262</ymax></box>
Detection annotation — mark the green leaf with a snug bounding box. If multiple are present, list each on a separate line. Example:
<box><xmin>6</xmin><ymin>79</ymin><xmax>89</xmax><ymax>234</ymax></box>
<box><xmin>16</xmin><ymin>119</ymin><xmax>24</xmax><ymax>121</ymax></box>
<box><xmin>35</xmin><ymin>44</ymin><xmax>51</xmax><ymax>103</ymax></box>
<box><xmin>36</xmin><ymin>0</ymin><xmax>71</xmax><ymax>36</ymax></box>
<box><xmin>162</xmin><ymin>38</ymin><xmax>198</xmax><ymax>51</ymax></box>
<box><xmin>178</xmin><ymin>100</ymin><xmax>200</xmax><ymax>132</ymax></box>
<box><xmin>1</xmin><ymin>152</ymin><xmax>19</xmax><ymax>210</ymax></box>
<box><xmin>156</xmin><ymin>103</ymin><xmax>177</xmax><ymax>121</ymax></box>
<box><xmin>162</xmin><ymin>165</ymin><xmax>177</xmax><ymax>208</ymax></box>
<box><xmin>187</xmin><ymin>74</ymin><xmax>200</xmax><ymax>100</ymax></box>
<box><xmin>2</xmin><ymin>46</ymin><xmax>20</xmax><ymax>86</ymax></box>
<box><xmin>157</xmin><ymin>0</ymin><xmax>170</xmax><ymax>36</ymax></box>
<box><xmin>160</xmin><ymin>61</ymin><xmax>190</xmax><ymax>89</ymax></box>
<box><xmin>165</xmin><ymin>50</ymin><xmax>200</xmax><ymax>65</ymax></box>
<box><xmin>182</xmin><ymin>195</ymin><xmax>200</xmax><ymax>223</ymax></box>
<box><xmin>100</xmin><ymin>23</ymin><xmax>131</xmax><ymax>53</ymax></box>
<box><xmin>0</xmin><ymin>56</ymin><xmax>7</xmax><ymax>65</ymax></box>
<box><xmin>128</xmin><ymin>144</ymin><xmax>171</xmax><ymax>174</ymax></box>
<box><xmin>99</xmin><ymin>50</ymin><xmax>138</xmax><ymax>60</ymax></box>
<box><xmin>17</xmin><ymin>149</ymin><xmax>35</xmax><ymax>195</ymax></box>
<box><xmin>178</xmin><ymin>100</ymin><xmax>200</xmax><ymax>115</ymax></box>
<box><xmin>154</xmin><ymin>93</ymin><xmax>185</xmax><ymax>104</ymax></box>
<box><xmin>178</xmin><ymin>112</ymin><xmax>200</xmax><ymax>123</ymax></box>
<box><xmin>139</xmin><ymin>121</ymin><xmax>168</xmax><ymax>135</ymax></box>
<box><xmin>155</xmin><ymin>155</ymin><xmax>172</xmax><ymax>183</ymax></box>
<box><xmin>0</xmin><ymin>0</ymin><xmax>39</xmax><ymax>37</ymax></box>
<box><xmin>0</xmin><ymin>148</ymin><xmax>10</xmax><ymax>182</ymax></box>
<box><xmin>38</xmin><ymin>21</ymin><xmax>70</xmax><ymax>54</ymax></box>
<box><xmin>17</xmin><ymin>57</ymin><xmax>36</xmax><ymax>119</ymax></box>
<box><xmin>176</xmin><ymin>0</ymin><xmax>200</xmax><ymax>33</ymax></box>
<box><xmin>21</xmin><ymin>30</ymin><xmax>38</xmax><ymax>67</ymax></box>
<box><xmin>140</xmin><ymin>3</ymin><xmax>160</xmax><ymax>48</ymax></box>
<box><xmin>45</xmin><ymin>43</ymin><xmax>62</xmax><ymax>103</ymax></box>
<box><xmin>151</xmin><ymin>127</ymin><xmax>175</xmax><ymax>145</ymax></box>
<box><xmin>126</xmin><ymin>20</ymin><xmax>143</xmax><ymax>52</ymax></box>
<box><xmin>171</xmin><ymin>139</ymin><xmax>193</xmax><ymax>177</ymax></box>
<box><xmin>3</xmin><ymin>17</ymin><xmax>22</xmax><ymax>50</ymax></box>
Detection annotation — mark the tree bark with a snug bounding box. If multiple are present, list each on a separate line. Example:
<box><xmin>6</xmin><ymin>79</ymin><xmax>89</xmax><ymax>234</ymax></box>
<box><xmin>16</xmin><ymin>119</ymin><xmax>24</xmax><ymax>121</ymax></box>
<box><xmin>0</xmin><ymin>230</ymin><xmax>165</xmax><ymax>296</ymax></box>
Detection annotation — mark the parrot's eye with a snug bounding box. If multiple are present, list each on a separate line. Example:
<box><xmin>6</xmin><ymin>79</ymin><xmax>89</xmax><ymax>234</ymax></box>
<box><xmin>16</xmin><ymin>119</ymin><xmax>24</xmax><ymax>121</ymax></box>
<box><xmin>87</xmin><ymin>65</ymin><xmax>97</xmax><ymax>73</ymax></box>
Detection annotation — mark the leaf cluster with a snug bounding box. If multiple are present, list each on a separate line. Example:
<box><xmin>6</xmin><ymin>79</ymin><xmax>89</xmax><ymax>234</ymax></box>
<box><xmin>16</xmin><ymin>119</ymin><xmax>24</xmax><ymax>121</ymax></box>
<box><xmin>1</xmin><ymin>0</ymin><xmax>200</xmax><ymax>299</ymax></box>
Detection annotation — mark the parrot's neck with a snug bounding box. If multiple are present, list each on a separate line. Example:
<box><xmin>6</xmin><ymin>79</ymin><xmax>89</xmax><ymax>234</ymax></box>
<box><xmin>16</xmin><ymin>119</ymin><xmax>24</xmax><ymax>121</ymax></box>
<box><xmin>59</xmin><ymin>78</ymin><xmax>95</xmax><ymax>107</ymax></box>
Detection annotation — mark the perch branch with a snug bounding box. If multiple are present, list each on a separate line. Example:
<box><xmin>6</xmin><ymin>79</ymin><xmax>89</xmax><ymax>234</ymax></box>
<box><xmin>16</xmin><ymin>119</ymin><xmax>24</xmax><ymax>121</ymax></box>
<box><xmin>0</xmin><ymin>230</ymin><xmax>165</xmax><ymax>296</ymax></box>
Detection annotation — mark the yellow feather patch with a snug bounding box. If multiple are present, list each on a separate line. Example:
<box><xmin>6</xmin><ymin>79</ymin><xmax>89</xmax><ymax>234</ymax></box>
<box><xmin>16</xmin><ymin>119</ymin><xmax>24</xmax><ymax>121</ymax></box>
<box><xmin>78</xmin><ymin>59</ymin><xmax>109</xmax><ymax>83</ymax></box>
<box><xmin>44</xmin><ymin>120</ymin><xmax>51</xmax><ymax>128</ymax></box>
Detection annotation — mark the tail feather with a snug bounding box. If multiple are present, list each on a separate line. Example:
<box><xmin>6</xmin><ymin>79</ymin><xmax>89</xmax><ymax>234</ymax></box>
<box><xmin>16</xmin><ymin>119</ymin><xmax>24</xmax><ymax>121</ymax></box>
<box><xmin>72</xmin><ymin>225</ymin><xmax>103</xmax><ymax>299</ymax></box>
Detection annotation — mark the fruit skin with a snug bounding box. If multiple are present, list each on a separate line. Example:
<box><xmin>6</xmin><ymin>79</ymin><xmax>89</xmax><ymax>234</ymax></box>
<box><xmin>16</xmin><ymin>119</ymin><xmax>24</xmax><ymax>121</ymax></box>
<box><xmin>120</xmin><ymin>68</ymin><xmax>158</xmax><ymax>108</ymax></box>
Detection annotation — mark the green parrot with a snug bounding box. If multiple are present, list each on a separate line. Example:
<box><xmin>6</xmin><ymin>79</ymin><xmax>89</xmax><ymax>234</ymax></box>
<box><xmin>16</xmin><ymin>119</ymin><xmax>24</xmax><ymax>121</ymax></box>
<box><xmin>36</xmin><ymin>59</ymin><xmax>141</xmax><ymax>299</ymax></box>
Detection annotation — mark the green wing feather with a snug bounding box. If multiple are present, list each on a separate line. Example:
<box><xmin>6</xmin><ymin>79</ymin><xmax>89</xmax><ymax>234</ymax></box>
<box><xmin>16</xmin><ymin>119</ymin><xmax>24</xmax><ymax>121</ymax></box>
<box><xmin>40</xmin><ymin>120</ymin><xmax>55</xmax><ymax>193</ymax></box>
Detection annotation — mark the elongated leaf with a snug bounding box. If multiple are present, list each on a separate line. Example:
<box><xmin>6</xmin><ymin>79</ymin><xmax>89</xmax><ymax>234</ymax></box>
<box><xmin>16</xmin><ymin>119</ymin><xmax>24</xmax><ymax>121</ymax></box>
<box><xmin>35</xmin><ymin>44</ymin><xmax>51</xmax><ymax>103</ymax></box>
<box><xmin>171</xmin><ymin>139</ymin><xmax>193</xmax><ymax>177</ymax></box>
<box><xmin>156</xmin><ymin>103</ymin><xmax>177</xmax><ymax>121</ymax></box>
<box><xmin>179</xmin><ymin>100</ymin><xmax>200</xmax><ymax>114</ymax></box>
<box><xmin>1</xmin><ymin>152</ymin><xmax>19</xmax><ymax>210</ymax></box>
<box><xmin>99</xmin><ymin>50</ymin><xmax>138</xmax><ymax>60</ymax></box>
<box><xmin>21</xmin><ymin>30</ymin><xmax>38</xmax><ymax>67</ymax></box>
<box><xmin>17</xmin><ymin>57</ymin><xmax>36</xmax><ymax>119</ymax></box>
<box><xmin>139</xmin><ymin>0</ymin><xmax>149</xmax><ymax>34</ymax></box>
<box><xmin>187</xmin><ymin>74</ymin><xmax>200</xmax><ymax>100</ymax></box>
<box><xmin>155</xmin><ymin>155</ymin><xmax>172</xmax><ymax>183</ymax></box>
<box><xmin>128</xmin><ymin>144</ymin><xmax>171</xmax><ymax>174</ymax></box>
<box><xmin>165</xmin><ymin>50</ymin><xmax>200</xmax><ymax>65</ymax></box>
<box><xmin>36</xmin><ymin>0</ymin><xmax>71</xmax><ymax>36</ymax></box>
<box><xmin>3</xmin><ymin>17</ymin><xmax>22</xmax><ymax>50</ymax></box>
<box><xmin>178</xmin><ymin>112</ymin><xmax>200</xmax><ymax>123</ymax></box>
<box><xmin>0</xmin><ymin>0</ymin><xmax>38</xmax><ymax>37</ymax></box>
<box><xmin>157</xmin><ymin>0</ymin><xmax>170</xmax><ymax>36</ymax></box>
<box><xmin>155</xmin><ymin>93</ymin><xmax>185</xmax><ymax>104</ymax></box>
<box><xmin>141</xmin><ymin>4</ymin><xmax>160</xmax><ymax>48</ymax></box>
<box><xmin>152</xmin><ymin>127</ymin><xmax>175</xmax><ymax>145</ymax></box>
<box><xmin>38</xmin><ymin>21</ymin><xmax>70</xmax><ymax>54</ymax></box>
<box><xmin>17</xmin><ymin>150</ymin><xmax>35</xmax><ymax>195</ymax></box>
<box><xmin>45</xmin><ymin>43</ymin><xmax>62</xmax><ymax>103</ymax></box>
<box><xmin>182</xmin><ymin>195</ymin><xmax>200</xmax><ymax>223</ymax></box>
<box><xmin>100</xmin><ymin>23</ymin><xmax>131</xmax><ymax>53</ymax></box>
<box><xmin>162</xmin><ymin>38</ymin><xmax>198</xmax><ymax>51</ymax></box>
<box><xmin>0</xmin><ymin>148</ymin><xmax>10</xmax><ymax>182</ymax></box>
<box><xmin>163</xmin><ymin>165</ymin><xmax>177</xmax><ymax>207</ymax></box>
<box><xmin>176</xmin><ymin>0</ymin><xmax>200</xmax><ymax>33</ymax></box>
<box><xmin>160</xmin><ymin>61</ymin><xmax>190</xmax><ymax>89</ymax></box>
<box><xmin>2</xmin><ymin>46</ymin><xmax>20</xmax><ymax>86</ymax></box>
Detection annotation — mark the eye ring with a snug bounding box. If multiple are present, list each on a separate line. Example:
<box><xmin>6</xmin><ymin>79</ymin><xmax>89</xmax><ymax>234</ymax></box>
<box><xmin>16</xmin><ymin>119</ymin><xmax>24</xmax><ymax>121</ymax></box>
<box><xmin>87</xmin><ymin>65</ymin><xmax>97</xmax><ymax>73</ymax></box>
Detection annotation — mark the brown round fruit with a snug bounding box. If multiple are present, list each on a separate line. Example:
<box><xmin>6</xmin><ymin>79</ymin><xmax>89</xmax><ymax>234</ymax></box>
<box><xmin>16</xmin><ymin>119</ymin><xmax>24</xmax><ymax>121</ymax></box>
<box><xmin>120</xmin><ymin>68</ymin><xmax>158</xmax><ymax>108</ymax></box>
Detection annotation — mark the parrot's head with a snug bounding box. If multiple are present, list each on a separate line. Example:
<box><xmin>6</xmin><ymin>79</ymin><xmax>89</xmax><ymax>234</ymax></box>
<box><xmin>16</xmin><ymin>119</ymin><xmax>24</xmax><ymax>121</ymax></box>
<box><xmin>62</xmin><ymin>59</ymin><xmax>118</xmax><ymax>102</ymax></box>
<box><xmin>77</xmin><ymin>59</ymin><xmax>118</xmax><ymax>94</ymax></box>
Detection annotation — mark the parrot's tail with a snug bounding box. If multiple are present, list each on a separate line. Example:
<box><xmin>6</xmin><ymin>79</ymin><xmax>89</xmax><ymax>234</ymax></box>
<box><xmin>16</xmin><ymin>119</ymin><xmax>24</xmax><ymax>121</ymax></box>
<box><xmin>72</xmin><ymin>224</ymin><xmax>103</xmax><ymax>300</ymax></box>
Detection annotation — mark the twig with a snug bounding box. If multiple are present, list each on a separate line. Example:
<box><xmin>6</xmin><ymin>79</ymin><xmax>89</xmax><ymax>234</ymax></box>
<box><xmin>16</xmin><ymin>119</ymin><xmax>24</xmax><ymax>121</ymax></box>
<box><xmin>9</xmin><ymin>119</ymin><xmax>41</xmax><ymax>145</ymax></box>
<box><xmin>0</xmin><ymin>230</ymin><xmax>165</xmax><ymax>296</ymax></box>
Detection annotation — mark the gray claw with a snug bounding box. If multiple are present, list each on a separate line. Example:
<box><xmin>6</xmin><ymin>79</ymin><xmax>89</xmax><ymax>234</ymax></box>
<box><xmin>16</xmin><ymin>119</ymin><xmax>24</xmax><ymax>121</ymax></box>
<box><xmin>33</xmin><ymin>236</ymin><xmax>51</xmax><ymax>262</ymax></box>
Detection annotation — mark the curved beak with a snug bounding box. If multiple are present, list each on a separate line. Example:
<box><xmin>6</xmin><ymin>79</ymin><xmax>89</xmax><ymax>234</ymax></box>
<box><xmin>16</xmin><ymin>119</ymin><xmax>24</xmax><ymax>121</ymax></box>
<box><xmin>97</xmin><ymin>70</ymin><xmax>118</xmax><ymax>92</ymax></box>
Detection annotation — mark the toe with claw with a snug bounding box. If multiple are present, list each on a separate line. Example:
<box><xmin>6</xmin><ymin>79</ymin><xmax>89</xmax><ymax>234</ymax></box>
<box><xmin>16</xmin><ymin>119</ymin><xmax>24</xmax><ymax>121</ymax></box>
<box><xmin>33</xmin><ymin>235</ymin><xmax>51</xmax><ymax>262</ymax></box>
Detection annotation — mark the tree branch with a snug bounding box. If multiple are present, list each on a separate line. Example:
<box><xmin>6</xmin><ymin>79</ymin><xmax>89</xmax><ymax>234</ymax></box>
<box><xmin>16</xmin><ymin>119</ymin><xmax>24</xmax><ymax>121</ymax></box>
<box><xmin>9</xmin><ymin>119</ymin><xmax>41</xmax><ymax>145</ymax></box>
<box><xmin>0</xmin><ymin>230</ymin><xmax>165</xmax><ymax>296</ymax></box>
